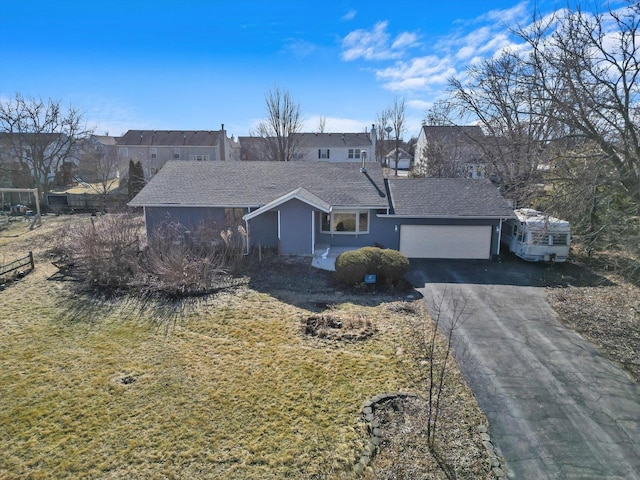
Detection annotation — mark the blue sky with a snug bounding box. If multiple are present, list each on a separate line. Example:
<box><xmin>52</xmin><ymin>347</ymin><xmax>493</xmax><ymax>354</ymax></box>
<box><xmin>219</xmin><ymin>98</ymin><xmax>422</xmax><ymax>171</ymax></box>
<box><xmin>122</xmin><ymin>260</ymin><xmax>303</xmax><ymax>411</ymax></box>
<box><xmin>0</xmin><ymin>1</ymin><xmax>581</xmax><ymax>139</ymax></box>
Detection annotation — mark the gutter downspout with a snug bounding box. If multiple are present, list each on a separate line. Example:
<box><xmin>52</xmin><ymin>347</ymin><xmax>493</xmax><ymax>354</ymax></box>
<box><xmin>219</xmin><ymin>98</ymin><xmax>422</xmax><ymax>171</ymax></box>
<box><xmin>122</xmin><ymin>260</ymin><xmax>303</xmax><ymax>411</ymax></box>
<box><xmin>497</xmin><ymin>218</ymin><xmax>503</xmax><ymax>256</ymax></box>
<box><xmin>243</xmin><ymin>207</ymin><xmax>250</xmax><ymax>256</ymax></box>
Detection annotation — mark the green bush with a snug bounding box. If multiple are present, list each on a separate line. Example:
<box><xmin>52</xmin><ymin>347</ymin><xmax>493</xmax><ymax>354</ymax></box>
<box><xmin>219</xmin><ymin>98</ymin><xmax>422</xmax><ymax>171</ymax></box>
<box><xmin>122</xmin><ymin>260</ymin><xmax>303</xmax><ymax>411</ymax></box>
<box><xmin>379</xmin><ymin>248</ymin><xmax>410</xmax><ymax>286</ymax></box>
<box><xmin>335</xmin><ymin>247</ymin><xmax>409</xmax><ymax>287</ymax></box>
<box><xmin>335</xmin><ymin>249</ymin><xmax>371</xmax><ymax>285</ymax></box>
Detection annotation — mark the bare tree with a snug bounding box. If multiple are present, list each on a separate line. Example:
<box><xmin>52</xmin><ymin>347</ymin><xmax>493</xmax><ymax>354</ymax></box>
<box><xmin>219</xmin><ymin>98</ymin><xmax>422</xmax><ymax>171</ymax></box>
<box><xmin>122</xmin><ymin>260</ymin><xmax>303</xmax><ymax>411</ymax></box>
<box><xmin>389</xmin><ymin>97</ymin><xmax>406</xmax><ymax>177</ymax></box>
<box><xmin>449</xmin><ymin>53</ymin><xmax>561</xmax><ymax>205</ymax></box>
<box><xmin>517</xmin><ymin>3</ymin><xmax>640</xmax><ymax>206</ymax></box>
<box><xmin>78</xmin><ymin>138</ymin><xmax>121</xmax><ymax>212</ymax></box>
<box><xmin>317</xmin><ymin>116</ymin><xmax>326</xmax><ymax>133</ymax></box>
<box><xmin>515</xmin><ymin>3</ymin><xmax>640</xmax><ymax>246</ymax></box>
<box><xmin>375</xmin><ymin>108</ymin><xmax>392</xmax><ymax>163</ymax></box>
<box><xmin>0</xmin><ymin>94</ymin><xmax>92</xmax><ymax>202</ymax></box>
<box><xmin>425</xmin><ymin>99</ymin><xmax>455</xmax><ymax>127</ymax></box>
<box><xmin>447</xmin><ymin>3</ymin><xmax>640</xmax><ymax>249</ymax></box>
<box><xmin>255</xmin><ymin>87</ymin><xmax>303</xmax><ymax>161</ymax></box>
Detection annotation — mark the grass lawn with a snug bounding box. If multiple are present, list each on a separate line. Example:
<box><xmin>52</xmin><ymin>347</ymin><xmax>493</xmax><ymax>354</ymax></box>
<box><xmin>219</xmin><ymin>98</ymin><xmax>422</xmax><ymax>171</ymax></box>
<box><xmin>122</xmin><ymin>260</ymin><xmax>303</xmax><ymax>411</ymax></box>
<box><xmin>0</xmin><ymin>215</ymin><xmax>490</xmax><ymax>479</ymax></box>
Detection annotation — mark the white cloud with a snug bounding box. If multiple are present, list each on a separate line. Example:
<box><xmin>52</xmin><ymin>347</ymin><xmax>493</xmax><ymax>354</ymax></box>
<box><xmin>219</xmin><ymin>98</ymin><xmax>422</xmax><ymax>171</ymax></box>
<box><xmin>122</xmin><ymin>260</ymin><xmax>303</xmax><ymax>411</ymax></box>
<box><xmin>376</xmin><ymin>56</ymin><xmax>457</xmax><ymax>92</ymax></box>
<box><xmin>283</xmin><ymin>38</ymin><xmax>316</xmax><ymax>58</ymax></box>
<box><xmin>392</xmin><ymin>32</ymin><xmax>419</xmax><ymax>50</ymax></box>
<box><xmin>341</xmin><ymin>9</ymin><xmax>357</xmax><ymax>21</ymax></box>
<box><xmin>341</xmin><ymin>21</ymin><xmax>420</xmax><ymax>61</ymax></box>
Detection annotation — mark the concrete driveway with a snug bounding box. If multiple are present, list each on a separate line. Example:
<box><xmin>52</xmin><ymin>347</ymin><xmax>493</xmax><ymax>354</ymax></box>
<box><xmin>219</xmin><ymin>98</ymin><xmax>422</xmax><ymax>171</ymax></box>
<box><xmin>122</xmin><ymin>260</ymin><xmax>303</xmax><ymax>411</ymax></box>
<box><xmin>407</xmin><ymin>258</ymin><xmax>640</xmax><ymax>479</ymax></box>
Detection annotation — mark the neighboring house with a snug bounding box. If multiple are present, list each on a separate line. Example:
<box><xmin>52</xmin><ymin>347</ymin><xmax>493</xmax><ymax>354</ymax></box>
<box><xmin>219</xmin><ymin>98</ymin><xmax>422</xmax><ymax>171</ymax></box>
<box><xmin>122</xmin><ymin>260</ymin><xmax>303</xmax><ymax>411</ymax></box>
<box><xmin>238</xmin><ymin>136</ymin><xmax>270</xmax><ymax>161</ymax></box>
<box><xmin>0</xmin><ymin>132</ymin><xmax>78</xmax><ymax>186</ymax></box>
<box><xmin>414</xmin><ymin>125</ymin><xmax>488</xmax><ymax>179</ymax></box>
<box><xmin>291</xmin><ymin>126</ymin><xmax>377</xmax><ymax>162</ymax></box>
<box><xmin>129</xmin><ymin>161</ymin><xmax>514</xmax><ymax>260</ymax></box>
<box><xmin>77</xmin><ymin>134</ymin><xmax>122</xmax><ymax>183</ymax></box>
<box><xmin>384</xmin><ymin>148</ymin><xmax>412</xmax><ymax>171</ymax></box>
<box><xmin>116</xmin><ymin>126</ymin><xmax>239</xmax><ymax>179</ymax></box>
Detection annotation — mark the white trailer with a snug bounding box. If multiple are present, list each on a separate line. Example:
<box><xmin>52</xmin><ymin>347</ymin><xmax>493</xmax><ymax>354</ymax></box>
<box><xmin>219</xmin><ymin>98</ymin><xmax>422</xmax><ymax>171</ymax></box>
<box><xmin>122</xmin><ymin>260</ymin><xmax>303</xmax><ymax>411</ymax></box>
<box><xmin>501</xmin><ymin>208</ymin><xmax>570</xmax><ymax>262</ymax></box>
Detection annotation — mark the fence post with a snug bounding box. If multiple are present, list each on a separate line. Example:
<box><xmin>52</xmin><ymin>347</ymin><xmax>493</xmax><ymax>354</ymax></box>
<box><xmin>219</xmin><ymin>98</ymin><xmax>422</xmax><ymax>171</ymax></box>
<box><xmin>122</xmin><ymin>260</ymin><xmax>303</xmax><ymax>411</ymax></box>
<box><xmin>29</xmin><ymin>251</ymin><xmax>34</xmax><ymax>270</ymax></box>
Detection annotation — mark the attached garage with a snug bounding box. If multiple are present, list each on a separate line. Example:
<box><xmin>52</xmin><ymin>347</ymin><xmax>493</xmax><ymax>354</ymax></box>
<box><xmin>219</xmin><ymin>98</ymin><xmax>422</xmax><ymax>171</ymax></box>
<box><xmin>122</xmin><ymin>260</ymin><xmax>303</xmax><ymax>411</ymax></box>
<box><xmin>400</xmin><ymin>224</ymin><xmax>493</xmax><ymax>259</ymax></box>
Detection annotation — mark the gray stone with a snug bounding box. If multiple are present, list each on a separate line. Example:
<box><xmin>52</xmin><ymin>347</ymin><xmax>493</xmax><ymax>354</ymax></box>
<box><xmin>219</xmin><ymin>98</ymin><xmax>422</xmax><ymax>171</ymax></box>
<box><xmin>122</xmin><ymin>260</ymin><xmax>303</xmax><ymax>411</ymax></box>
<box><xmin>363</xmin><ymin>406</ymin><xmax>373</xmax><ymax>415</ymax></box>
<box><xmin>370</xmin><ymin>419</ymin><xmax>379</xmax><ymax>429</ymax></box>
<box><xmin>364</xmin><ymin>413</ymin><xmax>374</xmax><ymax>422</ymax></box>
<box><xmin>483</xmin><ymin>440</ymin><xmax>493</xmax><ymax>451</ymax></box>
<box><xmin>490</xmin><ymin>456</ymin><xmax>500</xmax><ymax>467</ymax></box>
<box><xmin>480</xmin><ymin>432</ymin><xmax>491</xmax><ymax>442</ymax></box>
<box><xmin>372</xmin><ymin>427</ymin><xmax>382</xmax><ymax>437</ymax></box>
<box><xmin>370</xmin><ymin>436</ymin><xmax>381</xmax><ymax>446</ymax></box>
<box><xmin>478</xmin><ymin>424</ymin><xmax>488</xmax><ymax>433</ymax></box>
<box><xmin>492</xmin><ymin>466</ymin><xmax>506</xmax><ymax>478</ymax></box>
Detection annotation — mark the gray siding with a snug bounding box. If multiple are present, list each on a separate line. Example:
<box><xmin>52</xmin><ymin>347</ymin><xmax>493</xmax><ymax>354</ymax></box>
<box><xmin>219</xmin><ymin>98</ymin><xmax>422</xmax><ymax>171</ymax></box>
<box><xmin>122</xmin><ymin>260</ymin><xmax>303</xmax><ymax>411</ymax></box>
<box><xmin>278</xmin><ymin>199</ymin><xmax>314</xmax><ymax>255</ymax></box>
<box><xmin>144</xmin><ymin>206</ymin><xmax>229</xmax><ymax>235</ymax></box>
<box><xmin>247</xmin><ymin>211</ymin><xmax>278</xmax><ymax>248</ymax></box>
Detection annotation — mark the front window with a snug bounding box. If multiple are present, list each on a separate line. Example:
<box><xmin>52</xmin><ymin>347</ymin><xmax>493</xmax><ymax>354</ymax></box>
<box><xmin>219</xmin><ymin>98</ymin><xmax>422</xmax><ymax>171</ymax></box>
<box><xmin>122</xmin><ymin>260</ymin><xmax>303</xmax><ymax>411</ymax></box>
<box><xmin>348</xmin><ymin>149</ymin><xmax>361</xmax><ymax>159</ymax></box>
<box><xmin>321</xmin><ymin>211</ymin><xmax>369</xmax><ymax>234</ymax></box>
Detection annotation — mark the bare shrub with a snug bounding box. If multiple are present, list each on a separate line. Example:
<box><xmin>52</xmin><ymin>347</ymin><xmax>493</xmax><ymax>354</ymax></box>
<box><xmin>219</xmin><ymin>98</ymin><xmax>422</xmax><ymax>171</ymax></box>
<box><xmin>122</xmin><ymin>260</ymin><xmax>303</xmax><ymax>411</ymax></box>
<box><xmin>134</xmin><ymin>222</ymin><xmax>246</xmax><ymax>297</ymax></box>
<box><xmin>60</xmin><ymin>215</ymin><xmax>247</xmax><ymax>297</ymax></box>
<box><xmin>66</xmin><ymin>214</ymin><xmax>143</xmax><ymax>288</ymax></box>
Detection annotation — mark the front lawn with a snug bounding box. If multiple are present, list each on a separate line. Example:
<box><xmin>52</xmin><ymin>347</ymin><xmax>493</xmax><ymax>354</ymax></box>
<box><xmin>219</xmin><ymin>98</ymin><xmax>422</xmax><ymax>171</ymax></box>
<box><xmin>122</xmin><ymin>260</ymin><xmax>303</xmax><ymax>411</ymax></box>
<box><xmin>0</xmin><ymin>216</ymin><xmax>490</xmax><ymax>478</ymax></box>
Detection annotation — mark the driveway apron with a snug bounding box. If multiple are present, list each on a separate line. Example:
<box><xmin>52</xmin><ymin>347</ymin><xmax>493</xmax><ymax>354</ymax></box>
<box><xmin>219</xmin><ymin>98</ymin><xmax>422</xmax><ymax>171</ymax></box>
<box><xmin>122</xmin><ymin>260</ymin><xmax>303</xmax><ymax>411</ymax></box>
<box><xmin>409</xmin><ymin>260</ymin><xmax>640</xmax><ymax>480</ymax></box>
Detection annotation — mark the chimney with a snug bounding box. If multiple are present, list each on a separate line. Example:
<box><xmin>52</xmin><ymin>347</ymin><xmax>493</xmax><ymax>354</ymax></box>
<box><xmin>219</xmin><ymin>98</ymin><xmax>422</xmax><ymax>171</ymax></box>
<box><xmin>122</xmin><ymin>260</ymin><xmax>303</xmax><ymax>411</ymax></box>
<box><xmin>220</xmin><ymin>123</ymin><xmax>227</xmax><ymax>161</ymax></box>
<box><xmin>371</xmin><ymin>124</ymin><xmax>377</xmax><ymax>163</ymax></box>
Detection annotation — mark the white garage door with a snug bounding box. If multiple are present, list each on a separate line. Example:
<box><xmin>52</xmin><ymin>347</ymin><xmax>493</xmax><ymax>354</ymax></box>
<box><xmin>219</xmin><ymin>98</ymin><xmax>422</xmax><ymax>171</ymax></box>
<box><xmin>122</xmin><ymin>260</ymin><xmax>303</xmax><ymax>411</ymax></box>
<box><xmin>400</xmin><ymin>225</ymin><xmax>492</xmax><ymax>259</ymax></box>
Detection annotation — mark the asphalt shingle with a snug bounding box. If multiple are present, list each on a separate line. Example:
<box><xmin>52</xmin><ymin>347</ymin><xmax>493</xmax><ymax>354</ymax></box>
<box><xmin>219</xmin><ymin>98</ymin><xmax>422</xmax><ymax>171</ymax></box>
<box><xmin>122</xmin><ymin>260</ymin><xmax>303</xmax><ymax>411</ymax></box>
<box><xmin>129</xmin><ymin>161</ymin><xmax>389</xmax><ymax>209</ymax></box>
<box><xmin>387</xmin><ymin>177</ymin><xmax>514</xmax><ymax>217</ymax></box>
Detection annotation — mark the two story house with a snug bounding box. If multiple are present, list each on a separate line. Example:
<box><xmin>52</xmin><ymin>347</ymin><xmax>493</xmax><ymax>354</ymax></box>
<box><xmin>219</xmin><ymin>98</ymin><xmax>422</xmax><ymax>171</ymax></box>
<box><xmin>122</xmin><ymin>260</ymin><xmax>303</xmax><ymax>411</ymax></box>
<box><xmin>116</xmin><ymin>126</ymin><xmax>239</xmax><ymax>179</ymax></box>
<box><xmin>291</xmin><ymin>126</ymin><xmax>377</xmax><ymax>163</ymax></box>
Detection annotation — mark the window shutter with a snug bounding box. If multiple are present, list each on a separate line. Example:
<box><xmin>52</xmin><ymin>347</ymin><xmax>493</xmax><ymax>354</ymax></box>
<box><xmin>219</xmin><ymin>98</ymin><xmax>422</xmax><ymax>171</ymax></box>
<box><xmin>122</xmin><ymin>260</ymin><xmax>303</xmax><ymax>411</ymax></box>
<box><xmin>327</xmin><ymin>149</ymin><xmax>330</xmax><ymax>159</ymax></box>
<box><xmin>318</xmin><ymin>149</ymin><xmax>321</xmax><ymax>159</ymax></box>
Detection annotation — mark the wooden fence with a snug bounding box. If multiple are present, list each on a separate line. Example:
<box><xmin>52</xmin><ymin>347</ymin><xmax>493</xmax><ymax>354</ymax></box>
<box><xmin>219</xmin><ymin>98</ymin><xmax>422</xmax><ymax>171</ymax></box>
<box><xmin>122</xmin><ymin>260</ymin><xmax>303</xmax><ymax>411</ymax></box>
<box><xmin>0</xmin><ymin>251</ymin><xmax>35</xmax><ymax>278</ymax></box>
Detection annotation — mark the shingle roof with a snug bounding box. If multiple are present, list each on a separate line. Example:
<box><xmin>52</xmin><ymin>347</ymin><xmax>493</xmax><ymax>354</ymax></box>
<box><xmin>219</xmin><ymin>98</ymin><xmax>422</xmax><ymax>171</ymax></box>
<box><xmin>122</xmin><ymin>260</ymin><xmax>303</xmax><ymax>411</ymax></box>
<box><xmin>129</xmin><ymin>161</ymin><xmax>389</xmax><ymax>209</ymax></box>
<box><xmin>420</xmin><ymin>125</ymin><xmax>485</xmax><ymax>143</ymax></box>
<box><xmin>293</xmin><ymin>132</ymin><xmax>373</xmax><ymax>148</ymax></box>
<box><xmin>387</xmin><ymin>178</ymin><xmax>514</xmax><ymax>217</ymax></box>
<box><xmin>117</xmin><ymin>130</ymin><xmax>222</xmax><ymax>147</ymax></box>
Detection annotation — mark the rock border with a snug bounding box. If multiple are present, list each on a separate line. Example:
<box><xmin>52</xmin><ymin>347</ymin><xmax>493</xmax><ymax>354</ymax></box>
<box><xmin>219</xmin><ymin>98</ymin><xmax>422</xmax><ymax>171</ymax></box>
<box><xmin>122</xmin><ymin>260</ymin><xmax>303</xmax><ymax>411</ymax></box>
<box><xmin>353</xmin><ymin>392</ymin><xmax>416</xmax><ymax>474</ymax></box>
<box><xmin>354</xmin><ymin>393</ymin><xmax>506</xmax><ymax>478</ymax></box>
<box><xmin>478</xmin><ymin>424</ymin><xmax>507</xmax><ymax>478</ymax></box>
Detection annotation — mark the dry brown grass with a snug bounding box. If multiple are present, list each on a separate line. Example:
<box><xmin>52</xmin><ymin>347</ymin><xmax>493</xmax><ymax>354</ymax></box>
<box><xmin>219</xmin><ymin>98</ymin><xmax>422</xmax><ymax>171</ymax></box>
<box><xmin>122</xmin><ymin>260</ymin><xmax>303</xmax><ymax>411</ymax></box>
<box><xmin>0</xmin><ymin>215</ymin><xmax>492</xmax><ymax>479</ymax></box>
<box><xmin>546</xmin><ymin>249</ymin><xmax>640</xmax><ymax>382</ymax></box>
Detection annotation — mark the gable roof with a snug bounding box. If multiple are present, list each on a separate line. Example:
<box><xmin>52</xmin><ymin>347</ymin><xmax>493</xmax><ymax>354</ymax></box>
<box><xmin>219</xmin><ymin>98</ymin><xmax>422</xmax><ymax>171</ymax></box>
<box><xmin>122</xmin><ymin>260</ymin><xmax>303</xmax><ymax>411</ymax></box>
<box><xmin>129</xmin><ymin>161</ymin><xmax>389</xmax><ymax>209</ymax></box>
<box><xmin>292</xmin><ymin>132</ymin><xmax>373</xmax><ymax>148</ymax></box>
<box><xmin>419</xmin><ymin>125</ymin><xmax>485</xmax><ymax>143</ymax></box>
<box><xmin>385</xmin><ymin>148</ymin><xmax>412</xmax><ymax>160</ymax></box>
<box><xmin>387</xmin><ymin>178</ymin><xmax>514</xmax><ymax>218</ymax></box>
<box><xmin>243</xmin><ymin>187</ymin><xmax>331</xmax><ymax>220</ymax></box>
<box><xmin>117</xmin><ymin>130</ymin><xmax>222</xmax><ymax>147</ymax></box>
